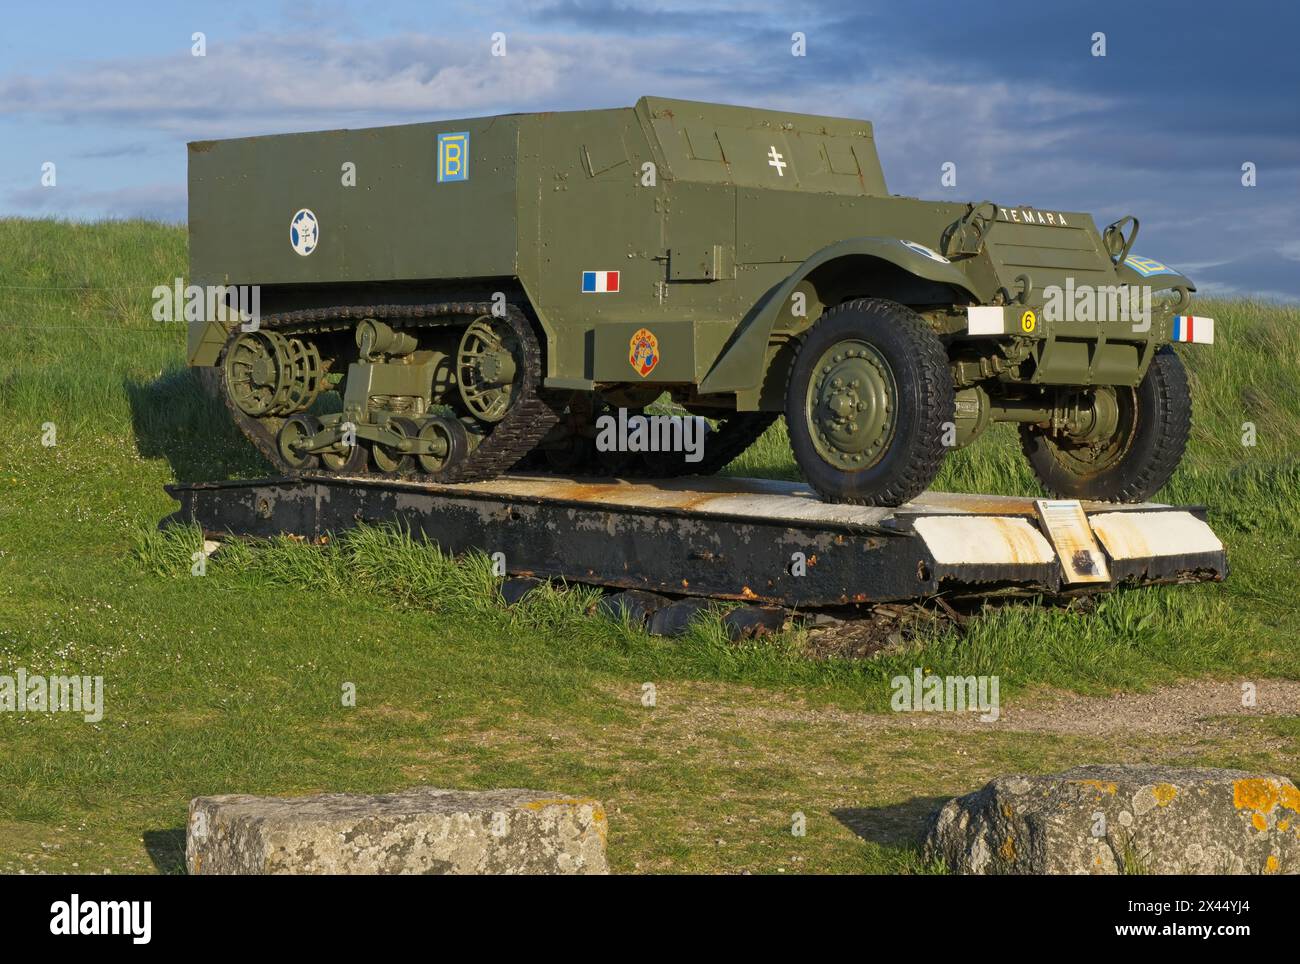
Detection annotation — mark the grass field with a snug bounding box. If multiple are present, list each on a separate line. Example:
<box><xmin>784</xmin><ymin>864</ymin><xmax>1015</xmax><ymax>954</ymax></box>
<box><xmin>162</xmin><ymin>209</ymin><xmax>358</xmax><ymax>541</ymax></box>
<box><xmin>1</xmin><ymin>217</ymin><xmax>1298</xmax><ymax>874</ymax></box>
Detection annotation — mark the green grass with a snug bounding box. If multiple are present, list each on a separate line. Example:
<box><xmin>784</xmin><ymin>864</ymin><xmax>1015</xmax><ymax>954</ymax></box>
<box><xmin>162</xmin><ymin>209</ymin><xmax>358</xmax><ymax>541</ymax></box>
<box><xmin>0</xmin><ymin>217</ymin><xmax>1297</xmax><ymax>874</ymax></box>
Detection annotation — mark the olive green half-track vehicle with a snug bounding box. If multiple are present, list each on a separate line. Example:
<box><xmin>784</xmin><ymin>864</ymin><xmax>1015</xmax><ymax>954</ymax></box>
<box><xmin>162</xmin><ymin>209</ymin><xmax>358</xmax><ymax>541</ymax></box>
<box><xmin>187</xmin><ymin>97</ymin><xmax>1213</xmax><ymax>506</ymax></box>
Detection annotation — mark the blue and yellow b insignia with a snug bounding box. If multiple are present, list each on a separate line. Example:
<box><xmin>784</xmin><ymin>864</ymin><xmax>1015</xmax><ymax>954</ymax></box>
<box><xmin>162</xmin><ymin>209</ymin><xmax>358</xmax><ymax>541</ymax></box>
<box><xmin>1124</xmin><ymin>255</ymin><xmax>1178</xmax><ymax>278</ymax></box>
<box><xmin>437</xmin><ymin>132</ymin><xmax>469</xmax><ymax>182</ymax></box>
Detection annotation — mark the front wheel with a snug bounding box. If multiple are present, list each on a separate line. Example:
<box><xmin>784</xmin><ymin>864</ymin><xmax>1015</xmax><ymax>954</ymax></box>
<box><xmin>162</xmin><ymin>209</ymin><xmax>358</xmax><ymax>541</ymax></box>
<box><xmin>784</xmin><ymin>298</ymin><xmax>954</xmax><ymax>506</ymax></box>
<box><xmin>1019</xmin><ymin>346</ymin><xmax>1191</xmax><ymax>502</ymax></box>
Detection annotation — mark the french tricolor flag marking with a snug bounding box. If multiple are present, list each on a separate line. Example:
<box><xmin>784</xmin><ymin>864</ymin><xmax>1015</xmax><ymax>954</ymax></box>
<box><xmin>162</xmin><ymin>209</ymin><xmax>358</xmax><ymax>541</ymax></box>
<box><xmin>1172</xmin><ymin>315</ymin><xmax>1214</xmax><ymax>344</ymax></box>
<box><xmin>581</xmin><ymin>270</ymin><xmax>620</xmax><ymax>293</ymax></box>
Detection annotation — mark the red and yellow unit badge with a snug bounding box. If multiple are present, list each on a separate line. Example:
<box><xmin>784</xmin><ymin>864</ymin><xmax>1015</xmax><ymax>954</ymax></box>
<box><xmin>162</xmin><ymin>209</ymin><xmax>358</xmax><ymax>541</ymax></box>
<box><xmin>629</xmin><ymin>327</ymin><xmax>659</xmax><ymax>378</ymax></box>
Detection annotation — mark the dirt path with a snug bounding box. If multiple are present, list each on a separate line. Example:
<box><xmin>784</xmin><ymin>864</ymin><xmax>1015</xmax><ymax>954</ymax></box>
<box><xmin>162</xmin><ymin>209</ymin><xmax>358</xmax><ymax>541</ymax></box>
<box><xmin>642</xmin><ymin>678</ymin><xmax>1300</xmax><ymax>738</ymax></box>
<box><xmin>961</xmin><ymin>678</ymin><xmax>1300</xmax><ymax>736</ymax></box>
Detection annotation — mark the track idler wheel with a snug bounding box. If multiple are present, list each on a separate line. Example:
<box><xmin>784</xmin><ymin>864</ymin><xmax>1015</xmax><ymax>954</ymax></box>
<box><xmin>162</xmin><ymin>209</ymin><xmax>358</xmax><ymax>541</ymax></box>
<box><xmin>223</xmin><ymin>330</ymin><xmax>323</xmax><ymax>417</ymax></box>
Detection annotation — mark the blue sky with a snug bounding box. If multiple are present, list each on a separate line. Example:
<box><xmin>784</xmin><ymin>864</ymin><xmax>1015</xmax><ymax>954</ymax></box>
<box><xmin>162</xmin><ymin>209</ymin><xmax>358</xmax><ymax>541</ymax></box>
<box><xmin>2</xmin><ymin>0</ymin><xmax>1297</xmax><ymax>298</ymax></box>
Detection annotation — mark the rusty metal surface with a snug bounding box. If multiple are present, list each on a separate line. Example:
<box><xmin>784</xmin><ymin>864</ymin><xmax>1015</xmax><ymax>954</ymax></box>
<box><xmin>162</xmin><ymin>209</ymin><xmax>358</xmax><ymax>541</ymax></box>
<box><xmin>276</xmin><ymin>472</ymin><xmax>1170</xmax><ymax>525</ymax></box>
<box><xmin>162</xmin><ymin>474</ymin><xmax>1226</xmax><ymax>608</ymax></box>
<box><xmin>166</xmin><ymin>475</ymin><xmax>934</xmax><ymax>604</ymax></box>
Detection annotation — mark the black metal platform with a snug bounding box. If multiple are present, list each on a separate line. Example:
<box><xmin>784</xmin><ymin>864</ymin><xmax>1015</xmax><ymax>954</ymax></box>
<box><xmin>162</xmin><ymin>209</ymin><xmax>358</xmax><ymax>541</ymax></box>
<box><xmin>162</xmin><ymin>474</ymin><xmax>1227</xmax><ymax>607</ymax></box>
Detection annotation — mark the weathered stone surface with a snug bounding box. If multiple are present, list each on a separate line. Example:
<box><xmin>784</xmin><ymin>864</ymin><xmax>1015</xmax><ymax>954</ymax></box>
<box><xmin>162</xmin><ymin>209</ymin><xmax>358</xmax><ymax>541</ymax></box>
<box><xmin>923</xmin><ymin>764</ymin><xmax>1300</xmax><ymax>875</ymax></box>
<box><xmin>187</xmin><ymin>787</ymin><xmax>609</xmax><ymax>875</ymax></box>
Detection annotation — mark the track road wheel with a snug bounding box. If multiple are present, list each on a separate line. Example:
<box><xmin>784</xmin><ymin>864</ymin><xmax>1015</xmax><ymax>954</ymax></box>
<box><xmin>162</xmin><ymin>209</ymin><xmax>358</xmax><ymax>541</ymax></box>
<box><xmin>416</xmin><ymin>416</ymin><xmax>471</xmax><ymax>476</ymax></box>
<box><xmin>277</xmin><ymin>414</ymin><xmax>322</xmax><ymax>472</ymax></box>
<box><xmin>784</xmin><ymin>298</ymin><xmax>953</xmax><ymax>506</ymax></box>
<box><xmin>373</xmin><ymin>416</ymin><xmax>419</xmax><ymax>474</ymax></box>
<box><xmin>1020</xmin><ymin>346</ymin><xmax>1191</xmax><ymax>502</ymax></box>
<box><xmin>321</xmin><ymin>431</ymin><xmax>369</xmax><ymax>474</ymax></box>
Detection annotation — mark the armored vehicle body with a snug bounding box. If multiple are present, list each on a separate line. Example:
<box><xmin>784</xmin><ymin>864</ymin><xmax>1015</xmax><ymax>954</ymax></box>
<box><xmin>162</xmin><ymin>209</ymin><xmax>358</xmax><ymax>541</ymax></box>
<box><xmin>188</xmin><ymin>97</ymin><xmax>1212</xmax><ymax>505</ymax></box>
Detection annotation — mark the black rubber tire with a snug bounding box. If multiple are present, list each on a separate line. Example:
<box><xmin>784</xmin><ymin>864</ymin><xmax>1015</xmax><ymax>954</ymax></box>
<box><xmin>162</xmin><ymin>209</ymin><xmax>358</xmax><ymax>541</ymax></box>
<box><xmin>321</xmin><ymin>434</ymin><xmax>369</xmax><ymax>474</ymax></box>
<box><xmin>372</xmin><ymin>416</ymin><xmax>419</xmax><ymax>474</ymax></box>
<box><xmin>1020</xmin><ymin>346</ymin><xmax>1191</xmax><ymax>502</ymax></box>
<box><xmin>417</xmin><ymin>416</ymin><xmax>471</xmax><ymax>477</ymax></box>
<box><xmin>784</xmin><ymin>298</ymin><xmax>953</xmax><ymax>505</ymax></box>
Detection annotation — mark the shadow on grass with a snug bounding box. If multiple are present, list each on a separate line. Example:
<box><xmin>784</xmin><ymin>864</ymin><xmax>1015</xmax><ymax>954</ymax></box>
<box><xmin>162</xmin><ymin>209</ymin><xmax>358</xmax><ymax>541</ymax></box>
<box><xmin>833</xmin><ymin>795</ymin><xmax>950</xmax><ymax>848</ymax></box>
<box><xmin>142</xmin><ymin>828</ymin><xmax>187</xmax><ymax>875</ymax></box>
<box><xmin>124</xmin><ymin>367</ymin><xmax>271</xmax><ymax>483</ymax></box>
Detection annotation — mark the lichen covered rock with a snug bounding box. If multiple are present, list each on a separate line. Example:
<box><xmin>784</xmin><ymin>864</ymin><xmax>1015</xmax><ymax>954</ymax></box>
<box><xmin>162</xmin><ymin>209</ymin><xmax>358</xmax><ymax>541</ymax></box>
<box><xmin>923</xmin><ymin>764</ymin><xmax>1300</xmax><ymax>874</ymax></box>
<box><xmin>187</xmin><ymin>787</ymin><xmax>609</xmax><ymax>874</ymax></box>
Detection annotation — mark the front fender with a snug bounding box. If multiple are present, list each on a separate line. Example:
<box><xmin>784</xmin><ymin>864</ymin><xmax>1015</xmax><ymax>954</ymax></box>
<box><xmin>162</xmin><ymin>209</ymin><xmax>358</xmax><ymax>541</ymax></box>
<box><xmin>698</xmin><ymin>237</ymin><xmax>980</xmax><ymax>395</ymax></box>
<box><xmin>1118</xmin><ymin>254</ymin><xmax>1197</xmax><ymax>292</ymax></box>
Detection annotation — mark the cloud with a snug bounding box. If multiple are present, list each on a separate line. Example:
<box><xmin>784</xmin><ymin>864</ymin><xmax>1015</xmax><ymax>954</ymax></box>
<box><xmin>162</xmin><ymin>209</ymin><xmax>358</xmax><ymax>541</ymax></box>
<box><xmin>0</xmin><ymin>31</ymin><xmax>777</xmax><ymax>138</ymax></box>
<box><xmin>75</xmin><ymin>142</ymin><xmax>153</xmax><ymax>160</ymax></box>
<box><xmin>1190</xmin><ymin>250</ymin><xmax>1300</xmax><ymax>303</ymax></box>
<box><xmin>0</xmin><ymin>3</ymin><xmax>1294</xmax><ymax>298</ymax></box>
<box><xmin>0</xmin><ymin>27</ymin><xmax>1108</xmax><ymax>146</ymax></box>
<box><xmin>524</xmin><ymin>0</ymin><xmax>785</xmax><ymax>34</ymax></box>
<box><xmin>0</xmin><ymin>35</ymin><xmax>563</xmax><ymax>135</ymax></box>
<box><xmin>7</xmin><ymin>182</ymin><xmax>185</xmax><ymax>222</ymax></box>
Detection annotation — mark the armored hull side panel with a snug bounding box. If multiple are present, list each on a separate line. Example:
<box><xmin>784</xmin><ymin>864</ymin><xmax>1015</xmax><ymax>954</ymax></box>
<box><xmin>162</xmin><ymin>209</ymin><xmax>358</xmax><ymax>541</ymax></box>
<box><xmin>187</xmin><ymin>116</ymin><xmax>523</xmax><ymax>287</ymax></box>
<box><xmin>516</xmin><ymin>97</ymin><xmax>924</xmax><ymax>383</ymax></box>
<box><xmin>513</xmin><ymin>106</ymin><xmax>656</xmax><ymax>379</ymax></box>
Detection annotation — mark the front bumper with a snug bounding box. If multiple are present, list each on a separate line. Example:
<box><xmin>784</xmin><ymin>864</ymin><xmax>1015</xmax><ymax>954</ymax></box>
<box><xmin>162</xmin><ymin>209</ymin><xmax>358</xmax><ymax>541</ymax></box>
<box><xmin>964</xmin><ymin>305</ymin><xmax>1214</xmax><ymax>344</ymax></box>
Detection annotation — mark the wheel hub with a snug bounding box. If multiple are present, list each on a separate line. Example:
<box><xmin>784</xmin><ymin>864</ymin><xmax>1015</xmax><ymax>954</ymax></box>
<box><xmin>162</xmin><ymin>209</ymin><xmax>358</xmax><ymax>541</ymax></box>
<box><xmin>251</xmin><ymin>353</ymin><xmax>276</xmax><ymax>386</ymax></box>
<box><xmin>476</xmin><ymin>348</ymin><xmax>517</xmax><ymax>386</ymax></box>
<box><xmin>1064</xmin><ymin>387</ymin><xmax>1121</xmax><ymax>445</ymax></box>
<box><xmin>1041</xmin><ymin>386</ymin><xmax>1137</xmax><ymax>474</ymax></box>
<box><xmin>808</xmin><ymin>342</ymin><xmax>895</xmax><ymax>469</ymax></box>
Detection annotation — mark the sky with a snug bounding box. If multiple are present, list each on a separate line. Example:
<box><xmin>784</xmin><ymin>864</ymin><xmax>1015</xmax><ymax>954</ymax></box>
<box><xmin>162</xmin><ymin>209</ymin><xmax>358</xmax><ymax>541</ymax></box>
<box><xmin>1</xmin><ymin>0</ymin><xmax>1297</xmax><ymax>299</ymax></box>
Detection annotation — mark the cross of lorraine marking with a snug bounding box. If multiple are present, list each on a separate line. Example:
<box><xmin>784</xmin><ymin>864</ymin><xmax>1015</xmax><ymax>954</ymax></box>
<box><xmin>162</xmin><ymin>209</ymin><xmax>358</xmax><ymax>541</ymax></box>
<box><xmin>767</xmin><ymin>146</ymin><xmax>786</xmax><ymax>177</ymax></box>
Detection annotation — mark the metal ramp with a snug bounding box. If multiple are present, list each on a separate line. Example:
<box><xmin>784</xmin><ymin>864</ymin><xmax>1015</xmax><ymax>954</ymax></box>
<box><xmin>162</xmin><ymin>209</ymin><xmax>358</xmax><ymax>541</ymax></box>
<box><xmin>162</xmin><ymin>474</ymin><xmax>1227</xmax><ymax>607</ymax></box>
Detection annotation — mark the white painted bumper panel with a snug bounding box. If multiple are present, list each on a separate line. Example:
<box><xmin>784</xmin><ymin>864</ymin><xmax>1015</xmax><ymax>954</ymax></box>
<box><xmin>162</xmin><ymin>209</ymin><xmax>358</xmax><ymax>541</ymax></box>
<box><xmin>1089</xmin><ymin>511</ymin><xmax>1224</xmax><ymax>561</ymax></box>
<box><xmin>913</xmin><ymin>515</ymin><xmax>1056</xmax><ymax>566</ymax></box>
<box><xmin>966</xmin><ymin>305</ymin><xmax>1006</xmax><ymax>335</ymax></box>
